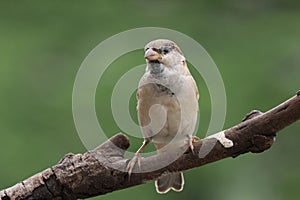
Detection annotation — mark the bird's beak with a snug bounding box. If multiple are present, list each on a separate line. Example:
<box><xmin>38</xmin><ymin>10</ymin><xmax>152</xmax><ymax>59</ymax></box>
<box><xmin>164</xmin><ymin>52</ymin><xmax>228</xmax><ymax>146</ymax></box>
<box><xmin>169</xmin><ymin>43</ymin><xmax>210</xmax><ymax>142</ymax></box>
<box><xmin>144</xmin><ymin>48</ymin><xmax>162</xmax><ymax>61</ymax></box>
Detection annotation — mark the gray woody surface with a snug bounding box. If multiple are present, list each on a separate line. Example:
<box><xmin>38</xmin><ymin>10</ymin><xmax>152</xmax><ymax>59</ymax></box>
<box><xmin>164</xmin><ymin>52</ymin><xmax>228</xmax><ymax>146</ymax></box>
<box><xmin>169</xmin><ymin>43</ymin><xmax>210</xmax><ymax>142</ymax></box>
<box><xmin>1</xmin><ymin>92</ymin><xmax>300</xmax><ymax>200</ymax></box>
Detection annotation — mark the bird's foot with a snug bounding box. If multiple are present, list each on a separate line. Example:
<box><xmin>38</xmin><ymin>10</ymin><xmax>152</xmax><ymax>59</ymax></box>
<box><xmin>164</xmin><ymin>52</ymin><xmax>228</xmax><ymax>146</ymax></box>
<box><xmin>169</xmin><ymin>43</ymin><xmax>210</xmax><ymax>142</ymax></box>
<box><xmin>126</xmin><ymin>153</ymin><xmax>142</xmax><ymax>177</ymax></box>
<box><xmin>188</xmin><ymin>136</ymin><xmax>201</xmax><ymax>154</ymax></box>
<box><xmin>192</xmin><ymin>136</ymin><xmax>200</xmax><ymax>142</ymax></box>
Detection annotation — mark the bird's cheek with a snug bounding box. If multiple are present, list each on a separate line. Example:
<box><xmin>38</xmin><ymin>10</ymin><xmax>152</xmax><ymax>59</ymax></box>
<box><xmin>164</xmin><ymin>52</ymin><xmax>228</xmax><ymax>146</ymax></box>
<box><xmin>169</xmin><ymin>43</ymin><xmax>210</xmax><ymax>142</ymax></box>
<box><xmin>159</xmin><ymin>58</ymin><xmax>168</xmax><ymax>67</ymax></box>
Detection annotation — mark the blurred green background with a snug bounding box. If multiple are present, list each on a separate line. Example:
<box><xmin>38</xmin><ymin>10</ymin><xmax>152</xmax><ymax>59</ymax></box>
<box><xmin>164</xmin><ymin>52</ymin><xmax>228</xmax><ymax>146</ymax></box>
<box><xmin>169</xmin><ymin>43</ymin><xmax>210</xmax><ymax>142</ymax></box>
<box><xmin>1</xmin><ymin>0</ymin><xmax>300</xmax><ymax>199</ymax></box>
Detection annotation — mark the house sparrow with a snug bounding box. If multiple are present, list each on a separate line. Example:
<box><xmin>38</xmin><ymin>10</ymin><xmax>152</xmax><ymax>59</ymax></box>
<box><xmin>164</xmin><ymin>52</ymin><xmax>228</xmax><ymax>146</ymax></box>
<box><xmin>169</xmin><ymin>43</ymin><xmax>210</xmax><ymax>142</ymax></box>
<box><xmin>127</xmin><ymin>39</ymin><xmax>199</xmax><ymax>194</ymax></box>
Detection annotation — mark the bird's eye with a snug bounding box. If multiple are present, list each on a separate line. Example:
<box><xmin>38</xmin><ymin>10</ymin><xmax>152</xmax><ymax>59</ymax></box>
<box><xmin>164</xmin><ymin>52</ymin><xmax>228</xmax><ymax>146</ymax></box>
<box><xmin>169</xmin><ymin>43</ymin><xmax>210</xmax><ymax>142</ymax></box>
<box><xmin>145</xmin><ymin>48</ymin><xmax>149</xmax><ymax>51</ymax></box>
<box><xmin>162</xmin><ymin>47</ymin><xmax>170</xmax><ymax>54</ymax></box>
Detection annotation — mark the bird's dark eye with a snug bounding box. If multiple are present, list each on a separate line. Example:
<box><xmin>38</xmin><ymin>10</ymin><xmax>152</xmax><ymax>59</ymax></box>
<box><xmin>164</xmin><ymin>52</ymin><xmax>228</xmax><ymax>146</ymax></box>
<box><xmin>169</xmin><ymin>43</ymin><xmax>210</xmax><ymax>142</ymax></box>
<box><xmin>162</xmin><ymin>47</ymin><xmax>170</xmax><ymax>54</ymax></box>
<box><xmin>145</xmin><ymin>47</ymin><xmax>149</xmax><ymax>51</ymax></box>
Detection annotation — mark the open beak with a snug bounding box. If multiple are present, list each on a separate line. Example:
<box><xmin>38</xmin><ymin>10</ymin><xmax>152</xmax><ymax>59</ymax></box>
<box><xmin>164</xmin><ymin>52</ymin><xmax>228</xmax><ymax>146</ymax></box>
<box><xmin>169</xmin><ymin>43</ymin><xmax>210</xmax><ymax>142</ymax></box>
<box><xmin>144</xmin><ymin>48</ymin><xmax>162</xmax><ymax>61</ymax></box>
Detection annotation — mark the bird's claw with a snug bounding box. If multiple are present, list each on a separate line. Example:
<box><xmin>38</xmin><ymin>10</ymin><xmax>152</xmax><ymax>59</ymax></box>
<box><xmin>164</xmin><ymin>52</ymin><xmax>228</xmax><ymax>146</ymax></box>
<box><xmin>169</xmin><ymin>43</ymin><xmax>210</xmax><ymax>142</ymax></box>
<box><xmin>192</xmin><ymin>135</ymin><xmax>200</xmax><ymax>142</ymax></box>
<box><xmin>189</xmin><ymin>136</ymin><xmax>201</xmax><ymax>154</ymax></box>
<box><xmin>126</xmin><ymin>154</ymin><xmax>142</xmax><ymax>177</ymax></box>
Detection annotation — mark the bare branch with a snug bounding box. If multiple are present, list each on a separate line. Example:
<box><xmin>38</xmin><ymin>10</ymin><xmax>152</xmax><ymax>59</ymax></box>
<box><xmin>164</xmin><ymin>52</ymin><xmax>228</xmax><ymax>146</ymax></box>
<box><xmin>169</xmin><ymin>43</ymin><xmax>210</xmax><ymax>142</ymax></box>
<box><xmin>1</xmin><ymin>92</ymin><xmax>300</xmax><ymax>200</ymax></box>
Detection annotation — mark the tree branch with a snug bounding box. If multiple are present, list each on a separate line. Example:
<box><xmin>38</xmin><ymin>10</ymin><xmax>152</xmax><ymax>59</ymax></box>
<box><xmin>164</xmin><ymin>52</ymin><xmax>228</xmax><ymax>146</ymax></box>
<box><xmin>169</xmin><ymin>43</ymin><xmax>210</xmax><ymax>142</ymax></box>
<box><xmin>1</xmin><ymin>92</ymin><xmax>300</xmax><ymax>200</ymax></box>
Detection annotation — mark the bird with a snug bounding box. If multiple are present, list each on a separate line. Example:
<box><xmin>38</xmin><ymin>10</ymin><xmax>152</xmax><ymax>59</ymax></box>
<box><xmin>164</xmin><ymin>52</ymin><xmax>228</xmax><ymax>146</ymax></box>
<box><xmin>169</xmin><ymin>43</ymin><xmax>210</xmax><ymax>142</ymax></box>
<box><xmin>127</xmin><ymin>39</ymin><xmax>199</xmax><ymax>194</ymax></box>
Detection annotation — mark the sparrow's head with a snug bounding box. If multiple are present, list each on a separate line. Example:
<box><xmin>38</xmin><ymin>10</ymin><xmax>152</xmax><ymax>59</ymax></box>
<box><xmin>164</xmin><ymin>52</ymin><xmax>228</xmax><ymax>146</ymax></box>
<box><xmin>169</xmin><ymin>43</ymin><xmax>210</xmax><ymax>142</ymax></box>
<box><xmin>144</xmin><ymin>39</ymin><xmax>186</xmax><ymax>70</ymax></box>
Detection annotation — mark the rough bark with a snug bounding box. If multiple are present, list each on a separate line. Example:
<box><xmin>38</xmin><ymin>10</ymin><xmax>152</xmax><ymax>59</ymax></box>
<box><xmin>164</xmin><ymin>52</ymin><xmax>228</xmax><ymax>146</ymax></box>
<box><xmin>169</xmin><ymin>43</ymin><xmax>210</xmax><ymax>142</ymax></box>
<box><xmin>1</xmin><ymin>92</ymin><xmax>300</xmax><ymax>200</ymax></box>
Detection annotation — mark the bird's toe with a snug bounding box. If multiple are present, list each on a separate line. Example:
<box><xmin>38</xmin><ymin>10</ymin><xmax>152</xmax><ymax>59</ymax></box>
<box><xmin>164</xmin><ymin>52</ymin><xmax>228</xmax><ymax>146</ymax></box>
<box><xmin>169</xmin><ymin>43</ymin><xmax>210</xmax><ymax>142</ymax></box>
<box><xmin>126</xmin><ymin>154</ymin><xmax>141</xmax><ymax>176</ymax></box>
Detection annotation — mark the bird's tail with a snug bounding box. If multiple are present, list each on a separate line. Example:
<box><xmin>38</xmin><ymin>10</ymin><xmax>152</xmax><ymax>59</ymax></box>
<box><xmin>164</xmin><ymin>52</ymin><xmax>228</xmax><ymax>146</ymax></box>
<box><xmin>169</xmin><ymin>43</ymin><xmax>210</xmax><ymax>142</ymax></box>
<box><xmin>155</xmin><ymin>172</ymin><xmax>184</xmax><ymax>194</ymax></box>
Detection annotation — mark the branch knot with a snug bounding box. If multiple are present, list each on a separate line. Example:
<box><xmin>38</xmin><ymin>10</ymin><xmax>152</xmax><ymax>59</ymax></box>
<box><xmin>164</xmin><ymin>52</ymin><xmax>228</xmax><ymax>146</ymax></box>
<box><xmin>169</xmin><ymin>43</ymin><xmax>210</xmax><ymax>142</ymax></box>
<box><xmin>249</xmin><ymin>134</ymin><xmax>276</xmax><ymax>153</ymax></box>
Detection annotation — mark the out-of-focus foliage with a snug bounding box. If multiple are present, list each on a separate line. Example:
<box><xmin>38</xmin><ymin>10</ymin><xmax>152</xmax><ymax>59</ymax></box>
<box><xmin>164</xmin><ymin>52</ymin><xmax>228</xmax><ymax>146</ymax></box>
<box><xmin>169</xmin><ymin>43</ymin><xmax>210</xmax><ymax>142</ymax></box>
<box><xmin>0</xmin><ymin>1</ymin><xmax>300</xmax><ymax>199</ymax></box>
